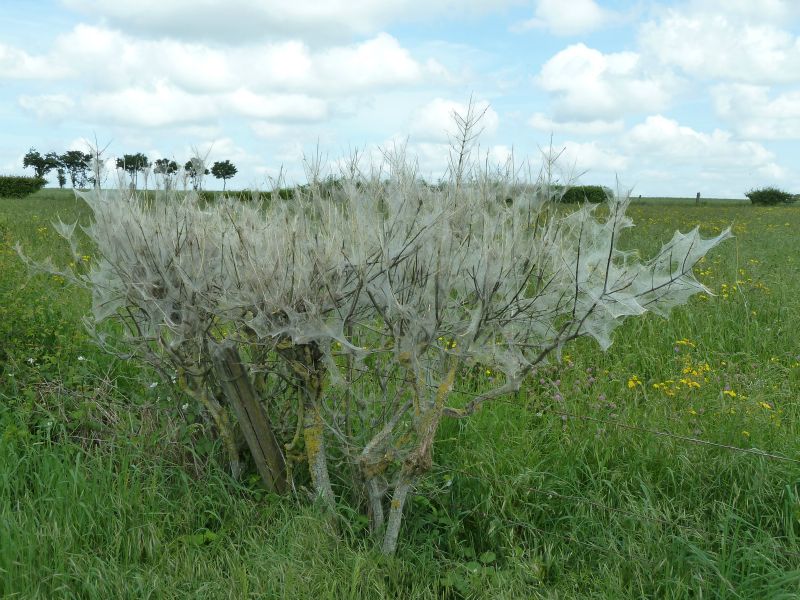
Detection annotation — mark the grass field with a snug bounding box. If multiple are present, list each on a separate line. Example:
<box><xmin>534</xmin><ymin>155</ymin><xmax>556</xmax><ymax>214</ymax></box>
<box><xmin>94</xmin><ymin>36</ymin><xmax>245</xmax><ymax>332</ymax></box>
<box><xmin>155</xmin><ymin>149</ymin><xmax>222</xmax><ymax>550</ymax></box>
<box><xmin>1</xmin><ymin>189</ymin><xmax>799</xmax><ymax>599</ymax></box>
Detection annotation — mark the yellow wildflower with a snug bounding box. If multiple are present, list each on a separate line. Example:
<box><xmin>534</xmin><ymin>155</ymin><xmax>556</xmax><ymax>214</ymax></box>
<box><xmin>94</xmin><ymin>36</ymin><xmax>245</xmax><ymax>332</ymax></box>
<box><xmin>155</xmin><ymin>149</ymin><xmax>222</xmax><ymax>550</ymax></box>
<box><xmin>627</xmin><ymin>375</ymin><xmax>642</xmax><ymax>389</ymax></box>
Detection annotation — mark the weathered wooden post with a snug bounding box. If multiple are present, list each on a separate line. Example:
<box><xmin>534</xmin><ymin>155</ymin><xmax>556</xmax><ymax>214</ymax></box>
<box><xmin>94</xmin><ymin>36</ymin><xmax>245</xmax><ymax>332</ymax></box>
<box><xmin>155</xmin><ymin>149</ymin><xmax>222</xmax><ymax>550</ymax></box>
<box><xmin>211</xmin><ymin>342</ymin><xmax>288</xmax><ymax>494</ymax></box>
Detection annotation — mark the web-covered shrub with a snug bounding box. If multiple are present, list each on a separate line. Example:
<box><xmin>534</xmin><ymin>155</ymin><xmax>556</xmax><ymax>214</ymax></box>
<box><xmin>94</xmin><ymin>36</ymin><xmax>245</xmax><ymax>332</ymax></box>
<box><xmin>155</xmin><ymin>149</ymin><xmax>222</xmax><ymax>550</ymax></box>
<box><xmin>21</xmin><ymin>134</ymin><xmax>730</xmax><ymax>554</ymax></box>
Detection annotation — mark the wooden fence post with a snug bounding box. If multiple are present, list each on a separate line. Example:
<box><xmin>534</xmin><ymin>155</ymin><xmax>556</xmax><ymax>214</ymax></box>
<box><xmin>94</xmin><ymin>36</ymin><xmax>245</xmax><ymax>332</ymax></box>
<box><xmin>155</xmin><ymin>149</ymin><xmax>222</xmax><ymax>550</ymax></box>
<box><xmin>211</xmin><ymin>342</ymin><xmax>288</xmax><ymax>494</ymax></box>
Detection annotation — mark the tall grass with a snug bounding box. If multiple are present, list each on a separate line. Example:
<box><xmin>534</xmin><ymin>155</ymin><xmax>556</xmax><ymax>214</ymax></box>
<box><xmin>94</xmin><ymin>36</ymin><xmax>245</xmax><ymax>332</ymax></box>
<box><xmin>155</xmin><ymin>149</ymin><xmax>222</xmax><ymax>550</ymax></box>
<box><xmin>1</xmin><ymin>190</ymin><xmax>799</xmax><ymax>598</ymax></box>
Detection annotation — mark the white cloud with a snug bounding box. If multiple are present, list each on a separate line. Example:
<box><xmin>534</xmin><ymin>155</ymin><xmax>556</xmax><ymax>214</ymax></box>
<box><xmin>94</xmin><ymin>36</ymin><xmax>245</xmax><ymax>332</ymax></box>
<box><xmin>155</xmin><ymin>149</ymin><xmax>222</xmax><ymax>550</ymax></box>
<box><xmin>1</xmin><ymin>25</ymin><xmax>449</xmax><ymax>131</ymax></box>
<box><xmin>225</xmin><ymin>90</ymin><xmax>328</xmax><ymax>122</ymax></box>
<box><xmin>274</xmin><ymin>141</ymin><xmax>307</xmax><ymax>164</ymax></box>
<box><xmin>560</xmin><ymin>141</ymin><xmax>628</xmax><ymax>173</ymax></box>
<box><xmin>62</xmin><ymin>0</ymin><xmax>401</xmax><ymax>43</ymax></box>
<box><xmin>316</xmin><ymin>34</ymin><xmax>431</xmax><ymax>92</ymax></box>
<box><xmin>81</xmin><ymin>84</ymin><xmax>219</xmax><ymax>128</ymax></box>
<box><xmin>513</xmin><ymin>0</ymin><xmax>610</xmax><ymax>36</ymax></box>
<box><xmin>51</xmin><ymin>24</ymin><xmax>245</xmax><ymax>92</ymax></box>
<box><xmin>712</xmin><ymin>84</ymin><xmax>800</xmax><ymax>140</ymax></box>
<box><xmin>487</xmin><ymin>145</ymin><xmax>513</xmax><ymax>167</ymax></box>
<box><xmin>75</xmin><ymin>85</ymin><xmax>332</xmax><ymax>129</ymax></box>
<box><xmin>7</xmin><ymin>25</ymin><xmax>445</xmax><ymax>102</ymax></box>
<box><xmin>408</xmin><ymin>98</ymin><xmax>499</xmax><ymax>143</ymax></box>
<box><xmin>191</xmin><ymin>138</ymin><xmax>260</xmax><ymax>166</ymax></box>
<box><xmin>623</xmin><ymin>115</ymin><xmax>777</xmax><ymax>169</ymax></box>
<box><xmin>18</xmin><ymin>94</ymin><xmax>75</xmax><ymax>121</ymax></box>
<box><xmin>251</xmin><ymin>122</ymin><xmax>289</xmax><ymax>140</ymax></box>
<box><xmin>686</xmin><ymin>0</ymin><xmax>800</xmax><ymax>22</ymax></box>
<box><xmin>757</xmin><ymin>163</ymin><xmax>786</xmax><ymax>180</ymax></box>
<box><xmin>640</xmin><ymin>7</ymin><xmax>800</xmax><ymax>84</ymax></box>
<box><xmin>61</xmin><ymin>0</ymin><xmax>520</xmax><ymax>44</ymax></box>
<box><xmin>46</xmin><ymin>26</ymin><xmax>439</xmax><ymax>96</ymax></box>
<box><xmin>529</xmin><ymin>113</ymin><xmax>624</xmax><ymax>135</ymax></box>
<box><xmin>0</xmin><ymin>43</ymin><xmax>62</xmax><ymax>79</ymax></box>
<box><xmin>408</xmin><ymin>141</ymin><xmax>452</xmax><ymax>178</ymax></box>
<box><xmin>67</xmin><ymin>137</ymin><xmax>94</xmax><ymax>152</ymax></box>
<box><xmin>176</xmin><ymin>125</ymin><xmax>225</xmax><ymax>139</ymax></box>
<box><xmin>537</xmin><ymin>44</ymin><xmax>675</xmax><ymax>121</ymax></box>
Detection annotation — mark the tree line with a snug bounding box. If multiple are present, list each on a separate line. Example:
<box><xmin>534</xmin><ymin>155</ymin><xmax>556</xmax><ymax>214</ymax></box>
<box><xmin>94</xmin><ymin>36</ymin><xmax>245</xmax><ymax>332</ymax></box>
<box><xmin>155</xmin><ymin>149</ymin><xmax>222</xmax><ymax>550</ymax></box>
<box><xmin>22</xmin><ymin>148</ymin><xmax>238</xmax><ymax>191</ymax></box>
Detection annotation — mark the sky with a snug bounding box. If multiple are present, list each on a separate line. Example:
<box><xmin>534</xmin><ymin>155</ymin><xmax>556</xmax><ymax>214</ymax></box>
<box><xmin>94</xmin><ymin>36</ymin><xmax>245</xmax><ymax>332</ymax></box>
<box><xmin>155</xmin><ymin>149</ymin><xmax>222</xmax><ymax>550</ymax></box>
<box><xmin>1</xmin><ymin>0</ymin><xmax>798</xmax><ymax>197</ymax></box>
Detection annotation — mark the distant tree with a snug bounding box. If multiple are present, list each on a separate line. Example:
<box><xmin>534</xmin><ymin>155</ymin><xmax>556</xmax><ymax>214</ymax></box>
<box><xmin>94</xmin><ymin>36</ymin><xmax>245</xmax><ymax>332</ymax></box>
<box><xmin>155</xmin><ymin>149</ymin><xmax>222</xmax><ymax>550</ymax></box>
<box><xmin>153</xmin><ymin>158</ymin><xmax>179</xmax><ymax>191</ymax></box>
<box><xmin>154</xmin><ymin>158</ymin><xmax>178</xmax><ymax>175</ymax></box>
<box><xmin>184</xmin><ymin>158</ymin><xmax>209</xmax><ymax>191</ymax></box>
<box><xmin>23</xmin><ymin>148</ymin><xmax>59</xmax><ymax>179</ymax></box>
<box><xmin>115</xmin><ymin>153</ymin><xmax>150</xmax><ymax>190</ymax></box>
<box><xmin>60</xmin><ymin>150</ymin><xmax>92</xmax><ymax>188</ymax></box>
<box><xmin>42</xmin><ymin>152</ymin><xmax>67</xmax><ymax>189</ymax></box>
<box><xmin>211</xmin><ymin>160</ymin><xmax>238</xmax><ymax>191</ymax></box>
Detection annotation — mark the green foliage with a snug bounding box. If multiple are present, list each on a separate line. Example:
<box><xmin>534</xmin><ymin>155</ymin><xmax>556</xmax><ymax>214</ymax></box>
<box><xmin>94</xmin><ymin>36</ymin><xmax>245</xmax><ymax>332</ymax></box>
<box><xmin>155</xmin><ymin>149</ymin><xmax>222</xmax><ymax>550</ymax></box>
<box><xmin>0</xmin><ymin>175</ymin><xmax>47</xmax><ymax>198</ymax></box>
<box><xmin>115</xmin><ymin>153</ymin><xmax>150</xmax><ymax>189</ymax></box>
<box><xmin>272</xmin><ymin>187</ymin><xmax>296</xmax><ymax>200</ymax></box>
<box><xmin>153</xmin><ymin>158</ymin><xmax>178</xmax><ymax>176</ymax></box>
<box><xmin>153</xmin><ymin>158</ymin><xmax>179</xmax><ymax>191</ymax></box>
<box><xmin>210</xmin><ymin>160</ymin><xmax>237</xmax><ymax>191</ymax></box>
<box><xmin>60</xmin><ymin>150</ymin><xmax>92</xmax><ymax>188</ymax></box>
<box><xmin>22</xmin><ymin>148</ymin><xmax>59</xmax><ymax>179</ymax></box>
<box><xmin>559</xmin><ymin>185</ymin><xmax>612</xmax><ymax>203</ymax></box>
<box><xmin>115</xmin><ymin>153</ymin><xmax>150</xmax><ymax>173</ymax></box>
<box><xmin>745</xmin><ymin>186</ymin><xmax>796</xmax><ymax>205</ymax></box>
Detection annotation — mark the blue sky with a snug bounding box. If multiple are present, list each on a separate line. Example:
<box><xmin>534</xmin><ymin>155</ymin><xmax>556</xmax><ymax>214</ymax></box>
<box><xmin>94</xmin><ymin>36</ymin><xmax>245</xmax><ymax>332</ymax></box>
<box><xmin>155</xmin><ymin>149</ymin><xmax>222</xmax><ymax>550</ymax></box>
<box><xmin>1</xmin><ymin>0</ymin><xmax>798</xmax><ymax>196</ymax></box>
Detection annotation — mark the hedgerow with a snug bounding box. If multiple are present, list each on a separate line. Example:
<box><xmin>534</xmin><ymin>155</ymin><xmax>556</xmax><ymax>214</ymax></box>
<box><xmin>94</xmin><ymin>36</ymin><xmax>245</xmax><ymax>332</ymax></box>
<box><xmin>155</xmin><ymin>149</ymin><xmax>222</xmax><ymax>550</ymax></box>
<box><xmin>0</xmin><ymin>175</ymin><xmax>47</xmax><ymax>198</ymax></box>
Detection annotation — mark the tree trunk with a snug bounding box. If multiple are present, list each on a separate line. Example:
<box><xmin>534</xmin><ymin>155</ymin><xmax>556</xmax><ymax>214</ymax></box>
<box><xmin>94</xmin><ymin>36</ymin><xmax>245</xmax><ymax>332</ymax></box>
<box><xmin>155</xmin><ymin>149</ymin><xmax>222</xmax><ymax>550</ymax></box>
<box><xmin>303</xmin><ymin>401</ymin><xmax>335</xmax><ymax>509</ymax></box>
<box><xmin>381</xmin><ymin>476</ymin><xmax>412</xmax><ymax>554</ymax></box>
<box><xmin>366</xmin><ymin>477</ymin><xmax>385</xmax><ymax>533</ymax></box>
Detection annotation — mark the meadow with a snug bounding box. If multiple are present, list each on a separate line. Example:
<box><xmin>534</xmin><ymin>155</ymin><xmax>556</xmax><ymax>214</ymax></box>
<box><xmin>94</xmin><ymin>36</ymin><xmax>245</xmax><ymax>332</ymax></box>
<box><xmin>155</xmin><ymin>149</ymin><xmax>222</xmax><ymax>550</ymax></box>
<box><xmin>1</xmin><ymin>189</ymin><xmax>799</xmax><ymax>599</ymax></box>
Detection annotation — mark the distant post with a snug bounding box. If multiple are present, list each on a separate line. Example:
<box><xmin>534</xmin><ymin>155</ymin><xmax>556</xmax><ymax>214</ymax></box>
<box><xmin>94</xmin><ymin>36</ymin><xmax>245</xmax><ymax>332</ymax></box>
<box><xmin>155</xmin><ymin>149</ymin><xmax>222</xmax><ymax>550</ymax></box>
<box><xmin>696</xmin><ymin>192</ymin><xmax>701</xmax><ymax>205</ymax></box>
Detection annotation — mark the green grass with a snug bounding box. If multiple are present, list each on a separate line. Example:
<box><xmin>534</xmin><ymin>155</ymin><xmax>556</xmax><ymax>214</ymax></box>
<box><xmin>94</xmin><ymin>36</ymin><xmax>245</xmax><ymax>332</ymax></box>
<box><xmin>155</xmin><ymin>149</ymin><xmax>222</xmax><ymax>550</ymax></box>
<box><xmin>2</xmin><ymin>190</ymin><xmax>799</xmax><ymax>598</ymax></box>
<box><xmin>632</xmin><ymin>196</ymin><xmax>749</xmax><ymax>205</ymax></box>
